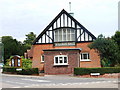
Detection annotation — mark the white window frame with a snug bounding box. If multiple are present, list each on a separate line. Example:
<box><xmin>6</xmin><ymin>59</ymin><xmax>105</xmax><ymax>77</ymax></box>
<box><xmin>54</xmin><ymin>28</ymin><xmax>75</xmax><ymax>42</ymax></box>
<box><xmin>41</xmin><ymin>55</ymin><xmax>44</xmax><ymax>62</ymax></box>
<box><xmin>54</xmin><ymin>55</ymin><xmax>68</xmax><ymax>65</ymax></box>
<box><xmin>80</xmin><ymin>53</ymin><xmax>91</xmax><ymax>61</ymax></box>
<box><xmin>18</xmin><ymin>59</ymin><xmax>20</xmax><ymax>66</ymax></box>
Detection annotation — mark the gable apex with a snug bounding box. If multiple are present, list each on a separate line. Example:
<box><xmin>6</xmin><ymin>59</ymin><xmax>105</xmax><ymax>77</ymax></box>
<box><xmin>33</xmin><ymin>9</ymin><xmax>96</xmax><ymax>45</ymax></box>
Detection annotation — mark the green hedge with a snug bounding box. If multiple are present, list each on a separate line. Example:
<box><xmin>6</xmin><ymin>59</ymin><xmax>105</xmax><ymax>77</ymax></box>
<box><xmin>3</xmin><ymin>67</ymin><xmax>39</xmax><ymax>75</ymax></box>
<box><xmin>17</xmin><ymin>68</ymin><xmax>39</xmax><ymax>75</ymax></box>
<box><xmin>74</xmin><ymin>67</ymin><xmax>120</xmax><ymax>75</ymax></box>
<box><xmin>3</xmin><ymin>67</ymin><xmax>17</xmax><ymax>73</ymax></box>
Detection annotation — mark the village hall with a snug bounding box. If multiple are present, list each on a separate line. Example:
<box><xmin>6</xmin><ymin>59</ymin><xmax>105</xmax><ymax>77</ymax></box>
<box><xmin>26</xmin><ymin>9</ymin><xmax>101</xmax><ymax>75</ymax></box>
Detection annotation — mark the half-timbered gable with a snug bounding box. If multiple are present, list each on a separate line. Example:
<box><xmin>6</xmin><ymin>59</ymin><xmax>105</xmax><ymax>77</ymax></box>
<box><xmin>33</xmin><ymin>9</ymin><xmax>96</xmax><ymax>46</ymax></box>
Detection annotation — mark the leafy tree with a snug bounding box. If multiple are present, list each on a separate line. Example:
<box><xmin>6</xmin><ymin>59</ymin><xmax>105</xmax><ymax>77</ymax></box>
<box><xmin>0</xmin><ymin>41</ymin><xmax>4</xmax><ymax>63</ymax></box>
<box><xmin>23</xmin><ymin>32</ymin><xmax>36</xmax><ymax>49</ymax></box>
<box><xmin>2</xmin><ymin>36</ymin><xmax>23</xmax><ymax>63</ymax></box>
<box><xmin>88</xmin><ymin>34</ymin><xmax>120</xmax><ymax>67</ymax></box>
<box><xmin>112</xmin><ymin>31</ymin><xmax>120</xmax><ymax>50</ymax></box>
<box><xmin>2</xmin><ymin>32</ymin><xmax>36</xmax><ymax>64</ymax></box>
<box><xmin>112</xmin><ymin>31</ymin><xmax>120</xmax><ymax>65</ymax></box>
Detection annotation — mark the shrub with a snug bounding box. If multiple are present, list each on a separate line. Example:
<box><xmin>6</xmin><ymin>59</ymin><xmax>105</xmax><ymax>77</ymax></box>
<box><xmin>17</xmin><ymin>68</ymin><xmax>39</xmax><ymax>75</ymax></box>
<box><xmin>21</xmin><ymin>57</ymin><xmax>32</xmax><ymax>69</ymax></box>
<box><xmin>3</xmin><ymin>66</ymin><xmax>17</xmax><ymax>73</ymax></box>
<box><xmin>3</xmin><ymin>66</ymin><xmax>39</xmax><ymax>75</ymax></box>
<box><xmin>74</xmin><ymin>67</ymin><xmax>120</xmax><ymax>75</ymax></box>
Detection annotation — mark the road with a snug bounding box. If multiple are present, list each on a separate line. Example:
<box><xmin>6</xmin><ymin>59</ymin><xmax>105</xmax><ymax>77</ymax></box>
<box><xmin>0</xmin><ymin>73</ymin><xmax>119</xmax><ymax>88</ymax></box>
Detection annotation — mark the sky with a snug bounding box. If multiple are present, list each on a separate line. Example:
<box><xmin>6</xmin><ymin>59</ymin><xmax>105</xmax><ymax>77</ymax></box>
<box><xmin>0</xmin><ymin>0</ymin><xmax>119</xmax><ymax>42</ymax></box>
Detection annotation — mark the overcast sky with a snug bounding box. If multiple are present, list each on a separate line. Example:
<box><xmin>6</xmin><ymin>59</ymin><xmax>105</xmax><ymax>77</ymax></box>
<box><xmin>0</xmin><ymin>0</ymin><xmax>119</xmax><ymax>42</ymax></box>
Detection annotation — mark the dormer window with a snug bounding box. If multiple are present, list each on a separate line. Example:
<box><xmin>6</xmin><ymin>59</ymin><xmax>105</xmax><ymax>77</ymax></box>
<box><xmin>54</xmin><ymin>28</ymin><xmax>75</xmax><ymax>42</ymax></box>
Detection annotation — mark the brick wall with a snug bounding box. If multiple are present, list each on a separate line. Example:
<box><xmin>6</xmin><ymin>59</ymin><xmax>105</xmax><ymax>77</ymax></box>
<box><xmin>44</xmin><ymin>50</ymin><xmax>80</xmax><ymax>74</ymax></box>
<box><xmin>32</xmin><ymin>42</ymin><xmax>101</xmax><ymax>72</ymax></box>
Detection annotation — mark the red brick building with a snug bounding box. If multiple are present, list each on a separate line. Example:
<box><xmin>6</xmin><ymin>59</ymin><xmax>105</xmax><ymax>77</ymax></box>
<box><xmin>30</xmin><ymin>9</ymin><xmax>101</xmax><ymax>74</ymax></box>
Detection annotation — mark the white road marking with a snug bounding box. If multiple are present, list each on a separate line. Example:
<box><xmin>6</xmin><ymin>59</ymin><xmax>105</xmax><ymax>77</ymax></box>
<box><xmin>22</xmin><ymin>80</ymin><xmax>118</xmax><ymax>88</ymax></box>
<box><xmin>22</xmin><ymin>78</ymin><xmax>51</xmax><ymax>82</ymax></box>
<box><xmin>12</xmin><ymin>86</ymin><xmax>21</xmax><ymax>88</ymax></box>
<box><xmin>6</xmin><ymin>81</ymin><xmax>25</xmax><ymax>84</ymax></box>
<box><xmin>24</xmin><ymin>86</ymin><xmax>30</xmax><ymax>87</ymax></box>
<box><xmin>5</xmin><ymin>80</ymin><xmax>118</xmax><ymax>88</ymax></box>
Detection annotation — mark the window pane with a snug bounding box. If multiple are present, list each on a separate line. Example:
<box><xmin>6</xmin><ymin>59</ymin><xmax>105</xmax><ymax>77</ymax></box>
<box><xmin>71</xmin><ymin>29</ymin><xmax>75</xmax><ymax>41</ymax></box>
<box><xmin>59</xmin><ymin>57</ymin><xmax>63</xmax><ymax>63</ymax></box>
<box><xmin>18</xmin><ymin>59</ymin><xmax>20</xmax><ymax>66</ymax></box>
<box><xmin>67</xmin><ymin>29</ymin><xmax>70</xmax><ymax>41</ymax></box>
<box><xmin>55</xmin><ymin>30</ymin><xmax>58</xmax><ymax>42</ymax></box>
<box><xmin>71</xmin><ymin>29</ymin><xmax>75</xmax><ymax>33</ymax></box>
<box><xmin>88</xmin><ymin>53</ymin><xmax>90</xmax><ymax>59</ymax></box>
<box><xmin>12</xmin><ymin>59</ymin><xmax>14</xmax><ymax>66</ymax></box>
<box><xmin>71</xmin><ymin>34</ymin><xmax>75</xmax><ymax>41</ymax></box>
<box><xmin>55</xmin><ymin>57</ymin><xmax>58</xmax><ymax>63</ymax></box>
<box><xmin>63</xmin><ymin>29</ymin><xmax>66</xmax><ymax>41</ymax></box>
<box><xmin>60</xmin><ymin>60</ymin><xmax>63</xmax><ymax>63</ymax></box>
<box><xmin>83</xmin><ymin>54</ymin><xmax>87</xmax><ymax>59</ymax></box>
<box><xmin>59</xmin><ymin>30</ymin><xmax>62</xmax><ymax>41</ymax></box>
<box><xmin>64</xmin><ymin>57</ymin><xmax>67</xmax><ymax>63</ymax></box>
<box><xmin>42</xmin><ymin>56</ymin><xmax>44</xmax><ymax>62</ymax></box>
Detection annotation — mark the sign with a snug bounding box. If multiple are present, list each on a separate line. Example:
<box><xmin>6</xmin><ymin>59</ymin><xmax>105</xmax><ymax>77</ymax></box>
<box><xmin>16</xmin><ymin>68</ymin><xmax>22</xmax><ymax>71</ymax></box>
<box><xmin>90</xmin><ymin>73</ymin><xmax>100</xmax><ymax>76</ymax></box>
<box><xmin>55</xmin><ymin>42</ymin><xmax>75</xmax><ymax>46</ymax></box>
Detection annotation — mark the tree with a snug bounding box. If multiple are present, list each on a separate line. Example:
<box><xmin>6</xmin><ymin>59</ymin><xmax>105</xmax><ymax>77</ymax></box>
<box><xmin>2</xmin><ymin>36</ymin><xmax>23</xmax><ymax>63</ymax></box>
<box><xmin>88</xmin><ymin>34</ymin><xmax>120</xmax><ymax>67</ymax></box>
<box><xmin>2</xmin><ymin>32</ymin><xmax>36</xmax><ymax>64</ymax></box>
<box><xmin>23</xmin><ymin>32</ymin><xmax>36</xmax><ymax>49</ymax></box>
<box><xmin>112</xmin><ymin>31</ymin><xmax>120</xmax><ymax>64</ymax></box>
<box><xmin>0</xmin><ymin>39</ymin><xmax>4</xmax><ymax>63</ymax></box>
<box><xmin>112</xmin><ymin>31</ymin><xmax>120</xmax><ymax>50</ymax></box>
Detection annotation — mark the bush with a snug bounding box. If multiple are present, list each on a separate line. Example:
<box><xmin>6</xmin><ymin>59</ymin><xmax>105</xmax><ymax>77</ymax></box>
<box><xmin>74</xmin><ymin>67</ymin><xmax>120</xmax><ymax>75</ymax></box>
<box><xmin>3</xmin><ymin>66</ymin><xmax>39</xmax><ymax>75</ymax></box>
<box><xmin>17</xmin><ymin>68</ymin><xmax>39</xmax><ymax>75</ymax></box>
<box><xmin>21</xmin><ymin>57</ymin><xmax>32</xmax><ymax>69</ymax></box>
<box><xmin>3</xmin><ymin>66</ymin><xmax>17</xmax><ymax>73</ymax></box>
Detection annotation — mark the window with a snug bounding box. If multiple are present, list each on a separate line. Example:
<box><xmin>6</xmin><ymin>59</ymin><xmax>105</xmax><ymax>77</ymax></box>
<box><xmin>11</xmin><ymin>59</ymin><xmax>14</xmax><ymax>66</ymax></box>
<box><xmin>54</xmin><ymin>55</ymin><xmax>68</xmax><ymax>65</ymax></box>
<box><xmin>54</xmin><ymin>28</ymin><xmax>75</xmax><ymax>42</ymax></box>
<box><xmin>80</xmin><ymin>53</ymin><xmax>91</xmax><ymax>61</ymax></box>
<box><xmin>41</xmin><ymin>55</ymin><xmax>44</xmax><ymax>62</ymax></box>
<box><xmin>18</xmin><ymin>59</ymin><xmax>20</xmax><ymax>66</ymax></box>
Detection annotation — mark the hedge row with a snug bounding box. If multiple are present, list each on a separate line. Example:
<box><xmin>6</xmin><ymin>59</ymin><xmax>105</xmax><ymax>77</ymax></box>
<box><xmin>74</xmin><ymin>67</ymin><xmax>120</xmax><ymax>75</ymax></box>
<box><xmin>3</xmin><ymin>67</ymin><xmax>39</xmax><ymax>75</ymax></box>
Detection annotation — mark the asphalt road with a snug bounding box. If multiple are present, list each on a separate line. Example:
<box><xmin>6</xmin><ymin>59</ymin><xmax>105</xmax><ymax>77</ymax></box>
<box><xmin>1</xmin><ymin>73</ymin><xmax>119</xmax><ymax>88</ymax></box>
